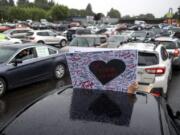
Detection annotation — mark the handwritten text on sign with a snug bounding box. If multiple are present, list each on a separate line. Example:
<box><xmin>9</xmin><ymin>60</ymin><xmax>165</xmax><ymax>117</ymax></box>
<box><xmin>66</xmin><ymin>50</ymin><xmax>138</xmax><ymax>92</ymax></box>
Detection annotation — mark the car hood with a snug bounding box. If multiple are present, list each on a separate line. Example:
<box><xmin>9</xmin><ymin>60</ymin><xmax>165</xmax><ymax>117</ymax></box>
<box><xmin>1</xmin><ymin>86</ymin><xmax>164</xmax><ymax>135</ymax></box>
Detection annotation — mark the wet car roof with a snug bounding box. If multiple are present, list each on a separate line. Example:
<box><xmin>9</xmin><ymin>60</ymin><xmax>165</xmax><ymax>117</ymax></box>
<box><xmin>0</xmin><ymin>43</ymin><xmax>55</xmax><ymax>50</ymax></box>
<box><xmin>1</xmin><ymin>87</ymin><xmax>163</xmax><ymax>135</ymax></box>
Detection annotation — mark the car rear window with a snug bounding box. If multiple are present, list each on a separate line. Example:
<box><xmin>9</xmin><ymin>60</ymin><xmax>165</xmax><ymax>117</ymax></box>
<box><xmin>159</xmin><ymin>41</ymin><xmax>177</xmax><ymax>49</ymax></box>
<box><xmin>138</xmin><ymin>52</ymin><xmax>159</xmax><ymax>66</ymax></box>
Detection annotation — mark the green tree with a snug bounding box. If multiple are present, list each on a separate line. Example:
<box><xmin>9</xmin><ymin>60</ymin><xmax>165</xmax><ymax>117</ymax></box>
<box><xmin>26</xmin><ymin>7</ymin><xmax>47</xmax><ymax>20</ymax></box>
<box><xmin>79</xmin><ymin>9</ymin><xmax>86</xmax><ymax>17</ymax></box>
<box><xmin>0</xmin><ymin>0</ymin><xmax>8</xmax><ymax>5</ymax></box>
<box><xmin>34</xmin><ymin>0</ymin><xmax>48</xmax><ymax>9</ymax></box>
<box><xmin>17</xmin><ymin>0</ymin><xmax>29</xmax><ymax>6</ymax></box>
<box><xmin>107</xmin><ymin>8</ymin><xmax>121</xmax><ymax>18</ymax></box>
<box><xmin>8</xmin><ymin>0</ymin><xmax>14</xmax><ymax>6</ymax></box>
<box><xmin>9</xmin><ymin>7</ymin><xmax>28</xmax><ymax>20</ymax></box>
<box><xmin>69</xmin><ymin>8</ymin><xmax>80</xmax><ymax>17</ymax></box>
<box><xmin>0</xmin><ymin>0</ymin><xmax>9</xmax><ymax>21</ymax></box>
<box><xmin>48</xmin><ymin>0</ymin><xmax>55</xmax><ymax>8</ymax></box>
<box><xmin>85</xmin><ymin>3</ymin><xmax>94</xmax><ymax>16</ymax></box>
<box><xmin>50</xmin><ymin>5</ymin><xmax>69</xmax><ymax>21</ymax></box>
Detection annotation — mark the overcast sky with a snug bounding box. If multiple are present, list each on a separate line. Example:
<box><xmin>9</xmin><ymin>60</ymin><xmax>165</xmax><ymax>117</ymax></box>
<box><xmin>27</xmin><ymin>0</ymin><xmax>179</xmax><ymax>17</ymax></box>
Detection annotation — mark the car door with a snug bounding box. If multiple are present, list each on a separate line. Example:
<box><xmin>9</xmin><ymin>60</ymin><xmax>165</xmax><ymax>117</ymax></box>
<box><xmin>48</xmin><ymin>31</ymin><xmax>59</xmax><ymax>44</ymax></box>
<box><xmin>33</xmin><ymin>46</ymin><xmax>56</xmax><ymax>77</ymax></box>
<box><xmin>6</xmin><ymin>47</ymin><xmax>40</xmax><ymax>87</ymax></box>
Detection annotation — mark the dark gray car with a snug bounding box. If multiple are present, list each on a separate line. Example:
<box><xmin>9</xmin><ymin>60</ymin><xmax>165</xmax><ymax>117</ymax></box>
<box><xmin>0</xmin><ymin>86</ymin><xmax>179</xmax><ymax>135</ymax></box>
<box><xmin>0</xmin><ymin>44</ymin><xmax>67</xmax><ymax>96</ymax></box>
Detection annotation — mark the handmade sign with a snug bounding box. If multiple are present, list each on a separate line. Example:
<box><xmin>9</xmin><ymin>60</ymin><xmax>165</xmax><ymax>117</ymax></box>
<box><xmin>36</xmin><ymin>46</ymin><xmax>49</xmax><ymax>57</ymax></box>
<box><xmin>66</xmin><ymin>50</ymin><xmax>138</xmax><ymax>92</ymax></box>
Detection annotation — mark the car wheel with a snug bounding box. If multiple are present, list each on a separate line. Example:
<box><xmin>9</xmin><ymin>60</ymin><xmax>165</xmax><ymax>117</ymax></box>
<box><xmin>37</xmin><ymin>41</ymin><xmax>45</xmax><ymax>44</ymax></box>
<box><xmin>54</xmin><ymin>64</ymin><xmax>65</xmax><ymax>80</ymax></box>
<box><xmin>60</xmin><ymin>40</ymin><xmax>67</xmax><ymax>48</ymax></box>
<box><xmin>0</xmin><ymin>78</ymin><xmax>6</xmax><ymax>97</ymax></box>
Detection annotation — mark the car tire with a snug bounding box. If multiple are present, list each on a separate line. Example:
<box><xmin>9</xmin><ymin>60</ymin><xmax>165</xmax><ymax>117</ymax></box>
<box><xmin>54</xmin><ymin>64</ymin><xmax>66</xmax><ymax>80</ymax></box>
<box><xmin>0</xmin><ymin>78</ymin><xmax>6</xmax><ymax>97</ymax></box>
<box><xmin>37</xmin><ymin>41</ymin><xmax>45</xmax><ymax>44</ymax></box>
<box><xmin>59</xmin><ymin>40</ymin><xmax>67</xmax><ymax>48</ymax></box>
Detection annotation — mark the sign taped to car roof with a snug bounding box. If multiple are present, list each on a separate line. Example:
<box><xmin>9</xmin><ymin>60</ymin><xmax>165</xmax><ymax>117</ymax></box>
<box><xmin>66</xmin><ymin>50</ymin><xmax>138</xmax><ymax>92</ymax></box>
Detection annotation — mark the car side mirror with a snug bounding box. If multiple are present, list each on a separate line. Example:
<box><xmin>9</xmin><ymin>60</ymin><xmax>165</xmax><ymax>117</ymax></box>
<box><xmin>12</xmin><ymin>59</ymin><xmax>23</xmax><ymax>66</ymax></box>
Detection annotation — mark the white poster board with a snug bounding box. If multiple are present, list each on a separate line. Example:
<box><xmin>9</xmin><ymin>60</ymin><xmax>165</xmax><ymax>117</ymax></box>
<box><xmin>66</xmin><ymin>50</ymin><xmax>138</xmax><ymax>92</ymax></box>
<box><xmin>36</xmin><ymin>46</ymin><xmax>49</xmax><ymax>57</ymax></box>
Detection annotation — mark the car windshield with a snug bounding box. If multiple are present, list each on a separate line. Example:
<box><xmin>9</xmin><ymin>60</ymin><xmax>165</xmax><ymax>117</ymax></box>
<box><xmin>0</xmin><ymin>47</ymin><xmax>17</xmax><ymax>63</ymax></box>
<box><xmin>159</xmin><ymin>41</ymin><xmax>177</xmax><ymax>49</ymax></box>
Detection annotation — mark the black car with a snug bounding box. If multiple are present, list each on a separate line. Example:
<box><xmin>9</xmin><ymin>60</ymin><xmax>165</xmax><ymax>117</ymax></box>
<box><xmin>0</xmin><ymin>44</ymin><xmax>67</xmax><ymax>96</ymax></box>
<box><xmin>0</xmin><ymin>85</ymin><xmax>179</xmax><ymax>135</ymax></box>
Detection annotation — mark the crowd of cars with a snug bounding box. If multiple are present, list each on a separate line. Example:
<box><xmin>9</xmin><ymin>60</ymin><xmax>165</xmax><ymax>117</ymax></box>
<box><xmin>0</xmin><ymin>20</ymin><xmax>180</xmax><ymax>134</ymax></box>
<box><xmin>0</xmin><ymin>21</ymin><xmax>180</xmax><ymax>97</ymax></box>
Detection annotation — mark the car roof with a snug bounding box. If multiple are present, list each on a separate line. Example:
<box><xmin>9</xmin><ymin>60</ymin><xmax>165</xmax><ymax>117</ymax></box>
<box><xmin>120</xmin><ymin>43</ymin><xmax>158</xmax><ymax>52</ymax></box>
<box><xmin>75</xmin><ymin>34</ymin><xmax>107</xmax><ymax>38</ymax></box>
<box><xmin>0</xmin><ymin>43</ymin><xmax>54</xmax><ymax>50</ymax></box>
<box><xmin>1</xmin><ymin>86</ymin><xmax>163</xmax><ymax>135</ymax></box>
<box><xmin>155</xmin><ymin>37</ymin><xmax>178</xmax><ymax>42</ymax></box>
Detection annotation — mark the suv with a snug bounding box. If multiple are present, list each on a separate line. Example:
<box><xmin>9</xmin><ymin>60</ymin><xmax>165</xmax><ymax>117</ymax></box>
<box><xmin>119</xmin><ymin>42</ymin><xmax>172</xmax><ymax>96</ymax></box>
<box><xmin>26</xmin><ymin>30</ymin><xmax>67</xmax><ymax>48</ymax></box>
<box><xmin>155</xmin><ymin>37</ymin><xmax>180</xmax><ymax>68</ymax></box>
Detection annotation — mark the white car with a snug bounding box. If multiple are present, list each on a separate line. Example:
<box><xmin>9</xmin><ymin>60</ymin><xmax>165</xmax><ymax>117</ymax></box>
<box><xmin>26</xmin><ymin>30</ymin><xmax>67</xmax><ymax>48</ymax></box>
<box><xmin>0</xmin><ymin>34</ymin><xmax>22</xmax><ymax>44</ymax></box>
<box><xmin>155</xmin><ymin>37</ymin><xmax>180</xmax><ymax>67</ymax></box>
<box><xmin>119</xmin><ymin>43</ymin><xmax>172</xmax><ymax>96</ymax></box>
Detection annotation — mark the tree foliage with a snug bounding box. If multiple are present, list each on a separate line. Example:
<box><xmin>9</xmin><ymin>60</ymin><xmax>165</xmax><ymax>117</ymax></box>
<box><xmin>50</xmin><ymin>5</ymin><xmax>69</xmax><ymax>21</ymax></box>
<box><xmin>17</xmin><ymin>0</ymin><xmax>29</xmax><ymax>6</ymax></box>
<box><xmin>85</xmin><ymin>3</ymin><xmax>94</xmax><ymax>16</ymax></box>
<box><xmin>107</xmin><ymin>8</ymin><xmax>121</xmax><ymax>18</ymax></box>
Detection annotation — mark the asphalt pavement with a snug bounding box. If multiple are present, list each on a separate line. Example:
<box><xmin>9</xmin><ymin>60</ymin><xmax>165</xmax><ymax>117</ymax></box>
<box><xmin>167</xmin><ymin>69</ymin><xmax>180</xmax><ymax>112</ymax></box>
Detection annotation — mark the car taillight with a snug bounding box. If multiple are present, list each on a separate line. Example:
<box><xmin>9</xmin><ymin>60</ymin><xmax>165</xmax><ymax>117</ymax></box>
<box><xmin>150</xmin><ymin>88</ymin><xmax>163</xmax><ymax>97</ymax></box>
<box><xmin>145</xmin><ymin>67</ymin><xmax>166</xmax><ymax>75</ymax></box>
<box><xmin>173</xmin><ymin>49</ymin><xmax>180</xmax><ymax>57</ymax></box>
<box><xmin>29</xmin><ymin>37</ymin><xmax>35</xmax><ymax>40</ymax></box>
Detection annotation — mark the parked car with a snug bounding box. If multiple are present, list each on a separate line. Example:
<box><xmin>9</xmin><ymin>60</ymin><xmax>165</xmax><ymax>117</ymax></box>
<box><xmin>66</xmin><ymin>27</ymin><xmax>91</xmax><ymax>41</ymax></box>
<box><xmin>0</xmin><ymin>33</ymin><xmax>22</xmax><ymax>44</ymax></box>
<box><xmin>0</xmin><ymin>44</ymin><xmax>67</xmax><ymax>96</ymax></box>
<box><xmin>131</xmin><ymin>30</ymin><xmax>156</xmax><ymax>41</ymax></box>
<box><xmin>25</xmin><ymin>30</ymin><xmax>67</xmax><ymax>48</ymax></box>
<box><xmin>107</xmin><ymin>35</ymin><xmax>129</xmax><ymax>48</ymax></box>
<box><xmin>61</xmin><ymin>35</ymin><xmax>107</xmax><ymax>52</ymax></box>
<box><xmin>0</xmin><ymin>85</ymin><xmax>179</xmax><ymax>135</ymax></box>
<box><xmin>3</xmin><ymin>28</ymin><xmax>32</xmax><ymax>39</ymax></box>
<box><xmin>155</xmin><ymin>37</ymin><xmax>180</xmax><ymax>68</ymax></box>
<box><xmin>119</xmin><ymin>43</ymin><xmax>172</xmax><ymax>96</ymax></box>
